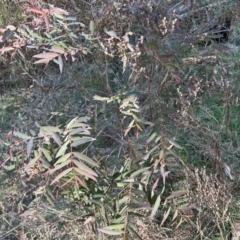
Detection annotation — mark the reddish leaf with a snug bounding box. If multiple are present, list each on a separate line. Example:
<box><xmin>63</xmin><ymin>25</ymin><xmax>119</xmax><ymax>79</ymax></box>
<box><xmin>162</xmin><ymin>171</ymin><xmax>170</xmax><ymax>184</ymax></box>
<box><xmin>171</xmin><ymin>210</ymin><xmax>178</xmax><ymax>223</ymax></box>
<box><xmin>51</xmin><ymin>45</ymin><xmax>65</xmax><ymax>54</ymax></box>
<box><xmin>35</xmin><ymin>16</ymin><xmax>44</xmax><ymax>27</ymax></box>
<box><xmin>44</xmin><ymin>14</ymin><xmax>50</xmax><ymax>32</ymax></box>
<box><xmin>0</xmin><ymin>47</ymin><xmax>14</xmax><ymax>53</ymax></box>
<box><xmin>74</xmin><ymin>175</ymin><xmax>88</xmax><ymax>189</ymax></box>
<box><xmin>60</xmin><ymin>176</ymin><xmax>74</xmax><ymax>187</ymax></box>
<box><xmin>152</xmin><ymin>177</ymin><xmax>163</xmax><ymax>191</ymax></box>
<box><xmin>34</xmin><ymin>58</ymin><xmax>53</xmax><ymax>64</ymax></box>
<box><xmin>50</xmin><ymin>7</ymin><xmax>69</xmax><ymax>15</ymax></box>
<box><xmin>47</xmin><ymin>159</ymin><xmax>71</xmax><ymax>174</ymax></box>
<box><xmin>25</xmin><ymin>7</ymin><xmax>46</xmax><ymax>15</ymax></box>
<box><xmin>73</xmin><ymin>160</ymin><xmax>98</xmax><ymax>177</ymax></box>
<box><xmin>175</xmin><ymin>217</ymin><xmax>183</xmax><ymax>229</ymax></box>
<box><xmin>73</xmin><ymin>167</ymin><xmax>97</xmax><ymax>182</ymax></box>
<box><xmin>51</xmin><ymin>167</ymin><xmax>72</xmax><ymax>185</ymax></box>
<box><xmin>84</xmin><ymin>216</ymin><xmax>95</xmax><ymax>225</ymax></box>
<box><xmin>33</xmin><ymin>52</ymin><xmax>59</xmax><ymax>59</ymax></box>
<box><xmin>0</xmin><ymin>28</ymin><xmax>6</xmax><ymax>33</ymax></box>
<box><xmin>6</xmin><ymin>25</ymin><xmax>16</xmax><ymax>30</ymax></box>
<box><xmin>20</xmin><ymin>209</ymin><xmax>37</xmax><ymax>217</ymax></box>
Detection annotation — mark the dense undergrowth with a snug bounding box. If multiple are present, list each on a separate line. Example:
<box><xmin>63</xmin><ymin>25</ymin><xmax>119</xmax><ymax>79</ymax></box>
<box><xmin>0</xmin><ymin>0</ymin><xmax>240</xmax><ymax>239</ymax></box>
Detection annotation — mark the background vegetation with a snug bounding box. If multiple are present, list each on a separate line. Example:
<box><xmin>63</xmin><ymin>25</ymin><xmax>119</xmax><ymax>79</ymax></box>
<box><xmin>0</xmin><ymin>0</ymin><xmax>240</xmax><ymax>239</ymax></box>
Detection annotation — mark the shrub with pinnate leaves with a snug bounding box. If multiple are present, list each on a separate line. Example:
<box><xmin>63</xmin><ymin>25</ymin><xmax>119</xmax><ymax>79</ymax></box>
<box><xmin>1</xmin><ymin>0</ymin><xmax>240</xmax><ymax>239</ymax></box>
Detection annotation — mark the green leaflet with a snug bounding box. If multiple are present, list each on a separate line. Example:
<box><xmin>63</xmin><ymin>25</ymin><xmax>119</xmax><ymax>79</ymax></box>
<box><xmin>56</xmin><ymin>140</ymin><xmax>70</xmax><ymax>158</ymax></box>
<box><xmin>73</xmin><ymin>152</ymin><xmax>98</xmax><ymax>167</ymax></box>
<box><xmin>55</xmin><ymin>152</ymin><xmax>71</xmax><ymax>165</ymax></box>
